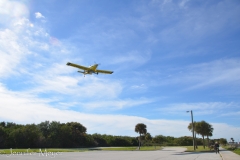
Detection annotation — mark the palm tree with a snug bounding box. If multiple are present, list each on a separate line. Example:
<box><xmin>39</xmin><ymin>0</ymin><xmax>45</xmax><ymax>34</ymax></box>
<box><xmin>188</xmin><ymin>121</ymin><xmax>214</xmax><ymax>149</ymax></box>
<box><xmin>195</xmin><ymin>121</ymin><xmax>213</xmax><ymax>149</ymax></box>
<box><xmin>135</xmin><ymin>123</ymin><xmax>147</xmax><ymax>150</ymax></box>
<box><xmin>230</xmin><ymin>137</ymin><xmax>235</xmax><ymax>148</ymax></box>
<box><xmin>206</xmin><ymin>123</ymin><xmax>213</xmax><ymax>147</ymax></box>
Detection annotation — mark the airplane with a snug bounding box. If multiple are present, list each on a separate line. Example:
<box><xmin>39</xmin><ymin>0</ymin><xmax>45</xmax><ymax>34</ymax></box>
<box><xmin>66</xmin><ymin>62</ymin><xmax>113</xmax><ymax>76</ymax></box>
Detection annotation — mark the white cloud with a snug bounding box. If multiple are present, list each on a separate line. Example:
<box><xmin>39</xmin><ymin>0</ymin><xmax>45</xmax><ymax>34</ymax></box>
<box><xmin>112</xmin><ymin>51</ymin><xmax>151</xmax><ymax>64</ymax></box>
<box><xmin>0</xmin><ymin>3</ymin><xmax>52</xmax><ymax>79</ymax></box>
<box><xmin>0</xmin><ymin>28</ymin><xmax>29</xmax><ymax>78</ymax></box>
<box><xmin>0</xmin><ymin>19</ymin><xmax>53</xmax><ymax>79</ymax></box>
<box><xmin>150</xmin><ymin>0</ymin><xmax>240</xmax><ymax>44</ymax></box>
<box><xmin>35</xmin><ymin>12</ymin><xmax>45</xmax><ymax>19</ymax></box>
<box><xmin>29</xmin><ymin>73</ymin><xmax>122</xmax><ymax>100</ymax></box>
<box><xmin>154</xmin><ymin>58</ymin><xmax>240</xmax><ymax>91</ymax></box>
<box><xmin>131</xmin><ymin>84</ymin><xmax>147</xmax><ymax>90</ymax></box>
<box><xmin>220</xmin><ymin>111</ymin><xmax>240</xmax><ymax>117</ymax></box>
<box><xmin>179</xmin><ymin>0</ymin><xmax>190</xmax><ymax>8</ymax></box>
<box><xmin>79</xmin><ymin>98</ymin><xmax>154</xmax><ymax>110</ymax></box>
<box><xmin>110</xmin><ymin>51</ymin><xmax>152</xmax><ymax>71</ymax></box>
<box><xmin>158</xmin><ymin>102</ymin><xmax>238</xmax><ymax>116</ymax></box>
<box><xmin>0</xmin><ymin>84</ymin><xmax>239</xmax><ymax>139</ymax></box>
<box><xmin>185</xmin><ymin>59</ymin><xmax>240</xmax><ymax>90</ymax></box>
<box><xmin>211</xmin><ymin>123</ymin><xmax>240</xmax><ymax>141</ymax></box>
<box><xmin>0</xmin><ymin>0</ymin><xmax>29</xmax><ymax>20</ymax></box>
<box><xmin>0</xmin><ymin>1</ymin><xmax>125</xmax><ymax>113</ymax></box>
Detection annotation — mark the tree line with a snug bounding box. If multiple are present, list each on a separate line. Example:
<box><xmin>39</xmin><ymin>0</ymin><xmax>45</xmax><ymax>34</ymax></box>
<box><xmin>0</xmin><ymin>121</ymin><xmax>227</xmax><ymax>149</ymax></box>
<box><xmin>134</xmin><ymin>122</ymin><xmax>227</xmax><ymax>150</ymax></box>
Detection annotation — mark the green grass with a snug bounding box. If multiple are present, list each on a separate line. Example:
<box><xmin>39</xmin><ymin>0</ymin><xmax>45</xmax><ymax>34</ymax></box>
<box><xmin>100</xmin><ymin>146</ymin><xmax>162</xmax><ymax>151</ymax></box>
<box><xmin>1</xmin><ymin>146</ymin><xmax>223</xmax><ymax>153</ymax></box>
<box><xmin>100</xmin><ymin>147</ymin><xmax>137</xmax><ymax>151</ymax></box>
<box><xmin>0</xmin><ymin>146</ymin><xmax>162</xmax><ymax>154</ymax></box>
<box><xmin>0</xmin><ymin>148</ymin><xmax>89</xmax><ymax>154</ymax></box>
<box><xmin>233</xmin><ymin>148</ymin><xmax>240</xmax><ymax>155</ymax></box>
<box><xmin>101</xmin><ymin>145</ymin><xmax>215</xmax><ymax>152</ymax></box>
<box><xmin>183</xmin><ymin>146</ymin><xmax>215</xmax><ymax>152</ymax></box>
<box><xmin>221</xmin><ymin>145</ymin><xmax>240</xmax><ymax>155</ymax></box>
<box><xmin>184</xmin><ymin>145</ymin><xmax>240</xmax><ymax>154</ymax></box>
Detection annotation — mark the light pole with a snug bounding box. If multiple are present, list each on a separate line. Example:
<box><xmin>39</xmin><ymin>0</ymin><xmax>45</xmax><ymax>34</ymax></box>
<box><xmin>187</xmin><ymin>110</ymin><xmax>195</xmax><ymax>150</ymax></box>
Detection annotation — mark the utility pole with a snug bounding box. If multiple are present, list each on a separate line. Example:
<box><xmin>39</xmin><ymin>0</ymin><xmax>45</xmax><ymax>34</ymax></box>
<box><xmin>187</xmin><ymin>110</ymin><xmax>196</xmax><ymax>150</ymax></box>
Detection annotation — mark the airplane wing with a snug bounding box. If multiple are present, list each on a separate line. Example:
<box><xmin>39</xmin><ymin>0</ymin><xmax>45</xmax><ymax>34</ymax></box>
<box><xmin>66</xmin><ymin>62</ymin><xmax>89</xmax><ymax>70</ymax></box>
<box><xmin>96</xmin><ymin>69</ymin><xmax>114</xmax><ymax>74</ymax></box>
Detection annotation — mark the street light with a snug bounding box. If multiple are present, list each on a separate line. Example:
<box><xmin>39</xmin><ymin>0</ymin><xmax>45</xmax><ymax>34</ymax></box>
<box><xmin>187</xmin><ymin>110</ymin><xmax>195</xmax><ymax>150</ymax></box>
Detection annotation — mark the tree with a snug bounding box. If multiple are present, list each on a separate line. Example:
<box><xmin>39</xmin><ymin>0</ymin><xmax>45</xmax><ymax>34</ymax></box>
<box><xmin>8</xmin><ymin>124</ymin><xmax>42</xmax><ymax>148</ymax></box>
<box><xmin>66</xmin><ymin>122</ymin><xmax>87</xmax><ymax>147</ymax></box>
<box><xmin>194</xmin><ymin>121</ymin><xmax>213</xmax><ymax>149</ymax></box>
<box><xmin>205</xmin><ymin>123</ymin><xmax>213</xmax><ymax>147</ymax></box>
<box><xmin>153</xmin><ymin>135</ymin><xmax>165</xmax><ymax>145</ymax></box>
<box><xmin>0</xmin><ymin>126</ymin><xmax>6</xmax><ymax>148</ymax></box>
<box><xmin>145</xmin><ymin>132</ymin><xmax>152</xmax><ymax>141</ymax></box>
<box><xmin>0</xmin><ymin>122</ymin><xmax>6</xmax><ymax>127</ymax></box>
<box><xmin>230</xmin><ymin>137</ymin><xmax>236</xmax><ymax>148</ymax></box>
<box><xmin>144</xmin><ymin>132</ymin><xmax>152</xmax><ymax>146</ymax></box>
<box><xmin>135</xmin><ymin>123</ymin><xmax>147</xmax><ymax>150</ymax></box>
<box><xmin>48</xmin><ymin>121</ymin><xmax>62</xmax><ymax>147</ymax></box>
<box><xmin>92</xmin><ymin>133</ymin><xmax>108</xmax><ymax>146</ymax></box>
<box><xmin>66</xmin><ymin>122</ymin><xmax>87</xmax><ymax>133</ymax></box>
<box><xmin>38</xmin><ymin>121</ymin><xmax>51</xmax><ymax>139</ymax></box>
<box><xmin>219</xmin><ymin>138</ymin><xmax>227</xmax><ymax>146</ymax></box>
<box><xmin>175</xmin><ymin>136</ymin><xmax>192</xmax><ymax>146</ymax></box>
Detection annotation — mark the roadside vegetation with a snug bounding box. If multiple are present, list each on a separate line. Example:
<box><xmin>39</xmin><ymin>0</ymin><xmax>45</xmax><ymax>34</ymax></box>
<box><xmin>222</xmin><ymin>145</ymin><xmax>240</xmax><ymax>155</ymax></box>
<box><xmin>0</xmin><ymin>121</ymin><xmax>230</xmax><ymax>152</ymax></box>
<box><xmin>0</xmin><ymin>148</ymin><xmax>90</xmax><ymax>154</ymax></box>
<box><xmin>187</xmin><ymin>121</ymin><xmax>214</xmax><ymax>149</ymax></box>
<box><xmin>184</xmin><ymin>146</ymin><xmax>216</xmax><ymax>152</ymax></box>
<box><xmin>101</xmin><ymin>146</ymin><xmax>162</xmax><ymax>151</ymax></box>
<box><xmin>233</xmin><ymin>149</ymin><xmax>240</xmax><ymax>155</ymax></box>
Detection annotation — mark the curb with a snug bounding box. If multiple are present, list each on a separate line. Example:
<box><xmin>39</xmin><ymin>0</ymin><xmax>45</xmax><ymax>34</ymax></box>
<box><xmin>219</xmin><ymin>152</ymin><xmax>224</xmax><ymax>160</ymax></box>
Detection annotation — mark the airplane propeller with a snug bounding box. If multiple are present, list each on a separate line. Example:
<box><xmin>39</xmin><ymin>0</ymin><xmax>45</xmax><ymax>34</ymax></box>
<box><xmin>94</xmin><ymin>61</ymin><xmax>101</xmax><ymax>66</ymax></box>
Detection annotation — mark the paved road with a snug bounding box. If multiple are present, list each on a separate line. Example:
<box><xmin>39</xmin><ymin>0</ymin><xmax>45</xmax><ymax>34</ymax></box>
<box><xmin>0</xmin><ymin>147</ymin><xmax>222</xmax><ymax>160</ymax></box>
<box><xmin>220</xmin><ymin>147</ymin><xmax>240</xmax><ymax>160</ymax></box>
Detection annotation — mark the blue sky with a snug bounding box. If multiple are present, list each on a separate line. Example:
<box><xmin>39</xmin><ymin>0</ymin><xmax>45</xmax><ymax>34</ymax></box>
<box><xmin>0</xmin><ymin>0</ymin><xmax>240</xmax><ymax>141</ymax></box>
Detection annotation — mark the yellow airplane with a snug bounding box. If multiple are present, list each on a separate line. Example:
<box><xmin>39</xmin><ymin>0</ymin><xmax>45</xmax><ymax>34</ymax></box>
<box><xmin>67</xmin><ymin>62</ymin><xmax>113</xmax><ymax>76</ymax></box>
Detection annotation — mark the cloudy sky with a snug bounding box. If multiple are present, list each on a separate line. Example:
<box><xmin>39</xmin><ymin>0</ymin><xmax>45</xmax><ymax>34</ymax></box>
<box><xmin>0</xmin><ymin>0</ymin><xmax>240</xmax><ymax>141</ymax></box>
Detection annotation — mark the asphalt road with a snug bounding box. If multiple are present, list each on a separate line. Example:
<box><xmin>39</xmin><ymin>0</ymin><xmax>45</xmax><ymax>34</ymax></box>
<box><xmin>0</xmin><ymin>147</ymin><xmax>222</xmax><ymax>160</ymax></box>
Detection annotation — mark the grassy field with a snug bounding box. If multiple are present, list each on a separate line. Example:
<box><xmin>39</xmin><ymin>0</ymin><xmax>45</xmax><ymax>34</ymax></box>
<box><xmin>233</xmin><ymin>148</ymin><xmax>240</xmax><ymax>155</ymax></box>
<box><xmin>98</xmin><ymin>145</ymin><xmax>215</xmax><ymax>152</ymax></box>
<box><xmin>0</xmin><ymin>148</ymin><xmax>90</xmax><ymax>154</ymax></box>
<box><xmin>222</xmin><ymin>146</ymin><xmax>240</xmax><ymax>155</ymax></box>
<box><xmin>100</xmin><ymin>146</ymin><xmax>162</xmax><ymax>151</ymax></box>
<box><xmin>0</xmin><ymin>146</ymin><xmax>221</xmax><ymax>153</ymax></box>
<box><xmin>185</xmin><ymin>145</ymin><xmax>240</xmax><ymax>155</ymax></box>
<box><xmin>0</xmin><ymin>146</ymin><xmax>162</xmax><ymax>153</ymax></box>
<box><xmin>179</xmin><ymin>146</ymin><xmax>215</xmax><ymax>152</ymax></box>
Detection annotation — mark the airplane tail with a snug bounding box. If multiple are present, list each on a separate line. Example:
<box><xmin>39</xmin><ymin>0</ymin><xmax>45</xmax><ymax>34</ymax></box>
<box><xmin>78</xmin><ymin>70</ymin><xmax>92</xmax><ymax>75</ymax></box>
<box><xmin>78</xmin><ymin>70</ymin><xmax>84</xmax><ymax>73</ymax></box>
<box><xmin>78</xmin><ymin>70</ymin><xmax>86</xmax><ymax>77</ymax></box>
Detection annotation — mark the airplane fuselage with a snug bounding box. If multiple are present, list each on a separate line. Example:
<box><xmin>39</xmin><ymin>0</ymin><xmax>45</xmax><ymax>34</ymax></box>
<box><xmin>66</xmin><ymin>62</ymin><xmax>113</xmax><ymax>76</ymax></box>
<box><xmin>78</xmin><ymin>64</ymin><xmax>99</xmax><ymax>75</ymax></box>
